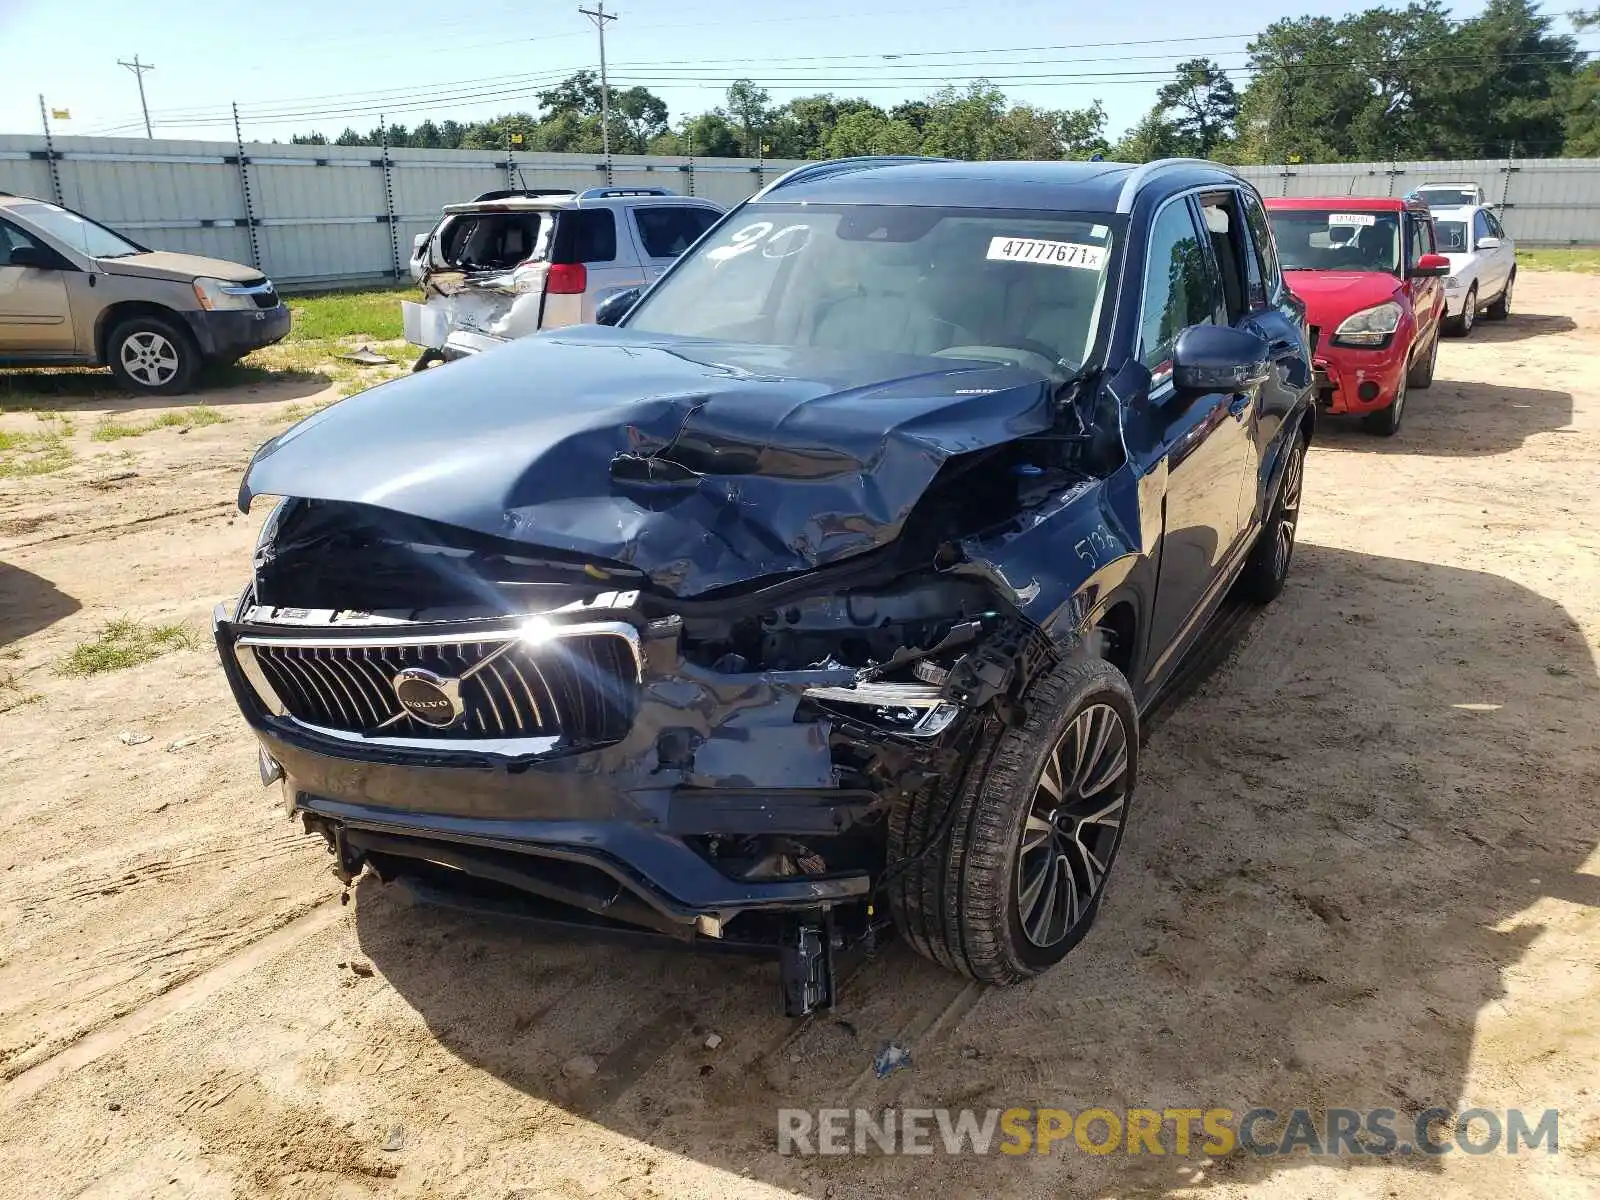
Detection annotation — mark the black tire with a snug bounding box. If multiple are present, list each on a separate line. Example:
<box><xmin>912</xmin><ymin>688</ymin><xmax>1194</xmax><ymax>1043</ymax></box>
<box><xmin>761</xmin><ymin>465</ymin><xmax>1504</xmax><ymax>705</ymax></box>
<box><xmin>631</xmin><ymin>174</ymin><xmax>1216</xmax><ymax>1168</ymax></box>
<box><xmin>1406</xmin><ymin>328</ymin><xmax>1438</xmax><ymax>390</ymax></box>
<box><xmin>1445</xmin><ymin>285</ymin><xmax>1477</xmax><ymax>338</ymax></box>
<box><xmin>106</xmin><ymin>314</ymin><xmax>199</xmax><ymax>396</ymax></box>
<box><xmin>1363</xmin><ymin>369</ymin><xmax>1407</xmax><ymax>437</ymax></box>
<box><xmin>1486</xmin><ymin>269</ymin><xmax>1514</xmax><ymax>321</ymax></box>
<box><xmin>886</xmin><ymin>655</ymin><xmax>1138</xmax><ymax>985</ymax></box>
<box><xmin>1237</xmin><ymin>433</ymin><xmax>1306</xmax><ymax>604</ymax></box>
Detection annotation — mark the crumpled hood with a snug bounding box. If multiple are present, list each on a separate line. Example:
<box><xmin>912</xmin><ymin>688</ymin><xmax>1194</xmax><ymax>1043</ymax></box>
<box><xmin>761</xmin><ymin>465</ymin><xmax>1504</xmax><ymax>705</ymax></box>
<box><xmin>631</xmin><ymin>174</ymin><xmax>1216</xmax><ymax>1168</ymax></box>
<box><xmin>1283</xmin><ymin>269</ymin><xmax>1405</xmax><ymax>330</ymax></box>
<box><xmin>241</xmin><ymin>326</ymin><xmax>1055</xmax><ymax>596</ymax></box>
<box><xmin>100</xmin><ymin>251</ymin><xmax>263</xmax><ymax>283</ymax></box>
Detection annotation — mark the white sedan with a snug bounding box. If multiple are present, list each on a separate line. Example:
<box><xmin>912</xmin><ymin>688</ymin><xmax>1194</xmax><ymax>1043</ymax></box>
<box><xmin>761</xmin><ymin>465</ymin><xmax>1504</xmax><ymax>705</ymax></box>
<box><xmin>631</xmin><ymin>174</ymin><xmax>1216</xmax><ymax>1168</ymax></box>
<box><xmin>1430</xmin><ymin>204</ymin><xmax>1516</xmax><ymax>336</ymax></box>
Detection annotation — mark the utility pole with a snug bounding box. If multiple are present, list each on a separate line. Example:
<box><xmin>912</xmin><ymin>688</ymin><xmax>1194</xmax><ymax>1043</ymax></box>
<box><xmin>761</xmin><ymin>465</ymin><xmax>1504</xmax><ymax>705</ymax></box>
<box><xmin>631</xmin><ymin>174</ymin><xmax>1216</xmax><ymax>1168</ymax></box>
<box><xmin>117</xmin><ymin>54</ymin><xmax>156</xmax><ymax>138</ymax></box>
<box><xmin>578</xmin><ymin>2</ymin><xmax>617</xmax><ymax>175</ymax></box>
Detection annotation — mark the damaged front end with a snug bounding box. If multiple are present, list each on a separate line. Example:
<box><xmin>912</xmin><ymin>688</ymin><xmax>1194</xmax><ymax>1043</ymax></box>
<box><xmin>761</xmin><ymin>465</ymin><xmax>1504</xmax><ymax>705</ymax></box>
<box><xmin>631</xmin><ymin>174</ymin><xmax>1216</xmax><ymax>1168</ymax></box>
<box><xmin>218</xmin><ymin>332</ymin><xmax>1123</xmax><ymax>1012</ymax></box>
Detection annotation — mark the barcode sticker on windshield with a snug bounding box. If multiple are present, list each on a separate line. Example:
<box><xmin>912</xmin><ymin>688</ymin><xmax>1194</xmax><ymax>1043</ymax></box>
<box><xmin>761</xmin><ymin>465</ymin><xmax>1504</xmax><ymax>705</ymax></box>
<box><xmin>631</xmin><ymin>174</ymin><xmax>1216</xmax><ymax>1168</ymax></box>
<box><xmin>1328</xmin><ymin>213</ymin><xmax>1377</xmax><ymax>227</ymax></box>
<box><xmin>986</xmin><ymin>237</ymin><xmax>1106</xmax><ymax>270</ymax></box>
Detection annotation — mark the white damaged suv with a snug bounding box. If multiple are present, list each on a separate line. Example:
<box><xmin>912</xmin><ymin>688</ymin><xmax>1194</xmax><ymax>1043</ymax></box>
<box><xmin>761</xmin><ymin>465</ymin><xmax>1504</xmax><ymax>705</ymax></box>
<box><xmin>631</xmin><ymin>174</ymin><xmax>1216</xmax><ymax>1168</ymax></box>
<box><xmin>403</xmin><ymin>186</ymin><xmax>723</xmax><ymax>368</ymax></box>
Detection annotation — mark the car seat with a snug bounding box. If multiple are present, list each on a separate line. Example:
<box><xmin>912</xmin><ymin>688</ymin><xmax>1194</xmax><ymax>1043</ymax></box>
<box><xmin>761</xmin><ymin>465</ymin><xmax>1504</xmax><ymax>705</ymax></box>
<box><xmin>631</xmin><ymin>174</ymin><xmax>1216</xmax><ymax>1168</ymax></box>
<box><xmin>810</xmin><ymin>239</ymin><xmax>975</xmax><ymax>356</ymax></box>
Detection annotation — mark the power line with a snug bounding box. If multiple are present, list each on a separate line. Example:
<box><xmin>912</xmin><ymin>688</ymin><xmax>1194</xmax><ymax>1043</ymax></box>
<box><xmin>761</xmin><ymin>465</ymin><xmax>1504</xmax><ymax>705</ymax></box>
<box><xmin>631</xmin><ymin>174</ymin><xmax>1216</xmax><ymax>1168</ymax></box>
<box><xmin>82</xmin><ymin>38</ymin><xmax>1598</xmax><ymax>136</ymax></box>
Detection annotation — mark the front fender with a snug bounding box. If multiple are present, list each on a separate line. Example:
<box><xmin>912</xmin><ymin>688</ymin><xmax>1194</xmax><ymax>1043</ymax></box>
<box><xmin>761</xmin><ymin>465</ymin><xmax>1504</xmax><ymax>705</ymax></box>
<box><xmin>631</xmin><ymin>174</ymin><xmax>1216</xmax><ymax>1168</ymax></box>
<box><xmin>950</xmin><ymin>465</ymin><xmax>1157</xmax><ymax>692</ymax></box>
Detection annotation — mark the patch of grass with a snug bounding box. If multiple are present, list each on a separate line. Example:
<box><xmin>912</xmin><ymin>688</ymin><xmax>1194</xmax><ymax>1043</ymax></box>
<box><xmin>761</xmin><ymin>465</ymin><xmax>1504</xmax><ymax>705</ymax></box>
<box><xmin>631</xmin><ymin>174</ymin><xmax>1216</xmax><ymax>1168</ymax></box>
<box><xmin>285</xmin><ymin>286</ymin><xmax>413</xmax><ymax>342</ymax></box>
<box><xmin>1517</xmin><ymin>246</ymin><xmax>1600</xmax><ymax>274</ymax></box>
<box><xmin>33</xmin><ymin>411</ymin><xmax>77</xmax><ymax>434</ymax></box>
<box><xmin>0</xmin><ymin>670</ymin><xmax>41</xmax><ymax>713</ymax></box>
<box><xmin>0</xmin><ymin>429</ymin><xmax>73</xmax><ymax>478</ymax></box>
<box><xmin>58</xmin><ymin>617</ymin><xmax>197</xmax><ymax>677</ymax></box>
<box><xmin>91</xmin><ymin>405</ymin><xmax>230</xmax><ymax>442</ymax></box>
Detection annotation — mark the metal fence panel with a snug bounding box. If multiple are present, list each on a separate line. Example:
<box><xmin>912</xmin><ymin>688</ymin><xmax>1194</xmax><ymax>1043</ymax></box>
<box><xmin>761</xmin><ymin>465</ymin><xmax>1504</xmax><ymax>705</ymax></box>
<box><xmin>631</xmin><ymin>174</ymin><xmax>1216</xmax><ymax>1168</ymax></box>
<box><xmin>5</xmin><ymin>137</ymin><xmax>1599</xmax><ymax>287</ymax></box>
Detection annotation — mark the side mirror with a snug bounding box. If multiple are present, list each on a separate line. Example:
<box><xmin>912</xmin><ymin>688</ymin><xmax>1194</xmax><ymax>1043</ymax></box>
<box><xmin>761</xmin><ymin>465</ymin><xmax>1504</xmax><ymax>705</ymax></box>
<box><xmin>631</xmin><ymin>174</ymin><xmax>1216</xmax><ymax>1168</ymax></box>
<box><xmin>410</xmin><ymin>232</ymin><xmax>428</xmax><ymax>256</ymax></box>
<box><xmin>1475</xmin><ymin>235</ymin><xmax>1500</xmax><ymax>250</ymax></box>
<box><xmin>7</xmin><ymin>245</ymin><xmax>57</xmax><ymax>270</ymax></box>
<box><xmin>1411</xmin><ymin>252</ymin><xmax>1451</xmax><ymax>278</ymax></box>
<box><xmin>1170</xmin><ymin>324</ymin><xmax>1271</xmax><ymax>395</ymax></box>
<box><xmin>594</xmin><ymin>287</ymin><xmax>641</xmax><ymax>327</ymax></box>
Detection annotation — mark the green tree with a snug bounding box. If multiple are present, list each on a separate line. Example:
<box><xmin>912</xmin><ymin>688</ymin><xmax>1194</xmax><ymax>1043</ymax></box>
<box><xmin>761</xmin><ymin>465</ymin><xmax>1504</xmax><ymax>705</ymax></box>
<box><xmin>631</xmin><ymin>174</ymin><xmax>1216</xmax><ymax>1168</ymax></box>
<box><xmin>681</xmin><ymin>112</ymin><xmax>742</xmax><ymax>158</ymax></box>
<box><xmin>823</xmin><ymin>110</ymin><xmax>922</xmax><ymax>157</ymax></box>
<box><xmin>919</xmin><ymin>82</ymin><xmax>1014</xmax><ymax>159</ymax></box>
<box><xmin>1001</xmin><ymin>101</ymin><xmax>1109</xmax><ymax>159</ymax></box>
<box><xmin>725</xmin><ymin>79</ymin><xmax>774</xmax><ymax>155</ymax></box>
<box><xmin>1568</xmin><ymin>9</ymin><xmax>1600</xmax><ymax>154</ymax></box>
<box><xmin>1154</xmin><ymin>58</ymin><xmax>1238</xmax><ymax>155</ymax></box>
<box><xmin>1112</xmin><ymin>108</ymin><xmax>1184</xmax><ymax>161</ymax></box>
<box><xmin>1446</xmin><ymin>0</ymin><xmax>1580</xmax><ymax>157</ymax></box>
<box><xmin>613</xmin><ymin>86</ymin><xmax>669</xmax><ymax>150</ymax></box>
<box><xmin>537</xmin><ymin>71</ymin><xmax>604</xmax><ymax>116</ymax></box>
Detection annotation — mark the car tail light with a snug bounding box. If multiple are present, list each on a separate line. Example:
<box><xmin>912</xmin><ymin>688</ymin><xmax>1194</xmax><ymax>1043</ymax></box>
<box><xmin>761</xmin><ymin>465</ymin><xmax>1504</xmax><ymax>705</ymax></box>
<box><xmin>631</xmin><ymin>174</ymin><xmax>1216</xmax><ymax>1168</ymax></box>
<box><xmin>546</xmin><ymin>263</ymin><xmax>587</xmax><ymax>294</ymax></box>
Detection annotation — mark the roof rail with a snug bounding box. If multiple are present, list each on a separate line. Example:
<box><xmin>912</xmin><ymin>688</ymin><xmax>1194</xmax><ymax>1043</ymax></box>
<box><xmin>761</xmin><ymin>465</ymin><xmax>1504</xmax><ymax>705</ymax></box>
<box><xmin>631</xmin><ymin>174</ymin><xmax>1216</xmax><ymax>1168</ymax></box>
<box><xmin>754</xmin><ymin>155</ymin><xmax>950</xmax><ymax>200</ymax></box>
<box><xmin>471</xmin><ymin>187</ymin><xmax>577</xmax><ymax>202</ymax></box>
<box><xmin>1114</xmin><ymin>157</ymin><xmax>1234</xmax><ymax>213</ymax></box>
<box><xmin>577</xmin><ymin>186</ymin><xmax>675</xmax><ymax>199</ymax></box>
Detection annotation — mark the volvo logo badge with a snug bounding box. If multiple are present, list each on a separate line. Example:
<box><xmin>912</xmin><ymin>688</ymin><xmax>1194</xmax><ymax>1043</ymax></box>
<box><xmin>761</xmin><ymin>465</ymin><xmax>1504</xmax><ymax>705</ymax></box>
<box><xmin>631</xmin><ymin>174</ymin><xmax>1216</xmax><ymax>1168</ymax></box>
<box><xmin>392</xmin><ymin>667</ymin><xmax>464</xmax><ymax>728</ymax></box>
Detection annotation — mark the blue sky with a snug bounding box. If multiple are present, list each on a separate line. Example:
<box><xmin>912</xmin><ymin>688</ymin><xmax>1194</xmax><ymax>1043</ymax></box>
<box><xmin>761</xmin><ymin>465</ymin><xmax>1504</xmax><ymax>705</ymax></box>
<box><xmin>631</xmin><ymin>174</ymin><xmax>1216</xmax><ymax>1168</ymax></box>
<box><xmin>0</xmin><ymin>0</ymin><xmax>1588</xmax><ymax>147</ymax></box>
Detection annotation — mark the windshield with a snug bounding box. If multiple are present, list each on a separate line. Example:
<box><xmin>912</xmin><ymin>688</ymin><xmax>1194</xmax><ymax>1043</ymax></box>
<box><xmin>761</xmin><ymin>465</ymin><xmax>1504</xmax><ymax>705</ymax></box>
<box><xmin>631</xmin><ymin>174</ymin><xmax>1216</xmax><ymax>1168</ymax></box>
<box><xmin>1267</xmin><ymin>209</ymin><xmax>1402</xmax><ymax>275</ymax></box>
<box><xmin>1419</xmin><ymin>187</ymin><xmax>1477</xmax><ymax>208</ymax></box>
<box><xmin>13</xmin><ymin>200</ymin><xmax>143</xmax><ymax>259</ymax></box>
<box><xmin>623</xmin><ymin>203</ymin><xmax>1116</xmax><ymax>377</ymax></box>
<box><xmin>1434</xmin><ymin>220</ymin><xmax>1469</xmax><ymax>253</ymax></box>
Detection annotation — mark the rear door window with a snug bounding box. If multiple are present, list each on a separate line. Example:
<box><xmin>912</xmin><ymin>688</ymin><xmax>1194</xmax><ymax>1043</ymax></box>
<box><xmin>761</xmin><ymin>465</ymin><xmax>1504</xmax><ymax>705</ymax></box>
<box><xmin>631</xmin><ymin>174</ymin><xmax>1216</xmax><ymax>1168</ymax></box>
<box><xmin>553</xmin><ymin>210</ymin><xmax>617</xmax><ymax>264</ymax></box>
<box><xmin>632</xmin><ymin>206</ymin><xmax>720</xmax><ymax>259</ymax></box>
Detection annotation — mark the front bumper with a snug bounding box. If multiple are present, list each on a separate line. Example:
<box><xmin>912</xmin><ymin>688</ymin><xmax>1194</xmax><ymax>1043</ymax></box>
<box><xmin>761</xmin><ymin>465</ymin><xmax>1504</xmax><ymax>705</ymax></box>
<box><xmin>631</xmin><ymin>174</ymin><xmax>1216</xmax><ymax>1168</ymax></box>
<box><xmin>213</xmin><ymin>605</ymin><xmax>956</xmax><ymax>938</ymax></box>
<box><xmin>183</xmin><ymin>303</ymin><xmax>291</xmax><ymax>361</ymax></box>
<box><xmin>1311</xmin><ymin>335</ymin><xmax>1410</xmax><ymax>415</ymax></box>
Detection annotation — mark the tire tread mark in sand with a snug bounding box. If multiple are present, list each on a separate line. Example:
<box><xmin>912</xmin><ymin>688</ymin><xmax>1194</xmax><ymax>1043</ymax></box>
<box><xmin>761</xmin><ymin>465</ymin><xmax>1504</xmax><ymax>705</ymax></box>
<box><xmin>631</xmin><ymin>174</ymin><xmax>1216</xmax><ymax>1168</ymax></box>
<box><xmin>566</xmin><ymin>1005</ymin><xmax>699</xmax><ymax>1118</ymax></box>
<box><xmin>2</xmin><ymin>897</ymin><xmax>343</xmax><ymax>1104</ymax></box>
<box><xmin>4</xmin><ymin>501</ymin><xmax>235</xmax><ymax>551</ymax></box>
<box><xmin>841</xmin><ymin>977</ymin><xmax>984</xmax><ymax>1105</ymax></box>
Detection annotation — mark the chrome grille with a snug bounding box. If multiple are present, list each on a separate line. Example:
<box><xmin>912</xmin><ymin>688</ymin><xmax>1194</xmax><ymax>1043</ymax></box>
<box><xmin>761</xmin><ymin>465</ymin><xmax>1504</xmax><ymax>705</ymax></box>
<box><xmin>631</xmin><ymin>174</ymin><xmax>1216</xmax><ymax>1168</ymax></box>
<box><xmin>234</xmin><ymin>623</ymin><xmax>639</xmax><ymax>745</ymax></box>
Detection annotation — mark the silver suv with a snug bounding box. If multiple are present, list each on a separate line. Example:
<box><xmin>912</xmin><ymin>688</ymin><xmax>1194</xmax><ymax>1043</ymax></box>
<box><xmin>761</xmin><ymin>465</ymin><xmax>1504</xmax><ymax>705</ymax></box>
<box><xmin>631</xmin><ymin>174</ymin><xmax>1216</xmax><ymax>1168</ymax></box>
<box><xmin>403</xmin><ymin>186</ymin><xmax>724</xmax><ymax>367</ymax></box>
<box><xmin>0</xmin><ymin>192</ymin><xmax>289</xmax><ymax>394</ymax></box>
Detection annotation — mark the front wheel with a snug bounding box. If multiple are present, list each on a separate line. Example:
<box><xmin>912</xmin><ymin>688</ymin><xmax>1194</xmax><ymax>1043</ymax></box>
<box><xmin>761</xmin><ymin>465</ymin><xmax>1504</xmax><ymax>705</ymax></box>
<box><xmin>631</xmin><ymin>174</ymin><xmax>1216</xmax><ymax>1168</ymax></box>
<box><xmin>106</xmin><ymin>315</ymin><xmax>199</xmax><ymax>395</ymax></box>
<box><xmin>1363</xmin><ymin>370</ymin><xmax>1407</xmax><ymax>437</ymax></box>
<box><xmin>1406</xmin><ymin>327</ymin><xmax>1438</xmax><ymax>389</ymax></box>
<box><xmin>1446</xmin><ymin>285</ymin><xmax>1477</xmax><ymax>337</ymax></box>
<box><xmin>886</xmin><ymin>656</ymin><xmax>1138</xmax><ymax>985</ymax></box>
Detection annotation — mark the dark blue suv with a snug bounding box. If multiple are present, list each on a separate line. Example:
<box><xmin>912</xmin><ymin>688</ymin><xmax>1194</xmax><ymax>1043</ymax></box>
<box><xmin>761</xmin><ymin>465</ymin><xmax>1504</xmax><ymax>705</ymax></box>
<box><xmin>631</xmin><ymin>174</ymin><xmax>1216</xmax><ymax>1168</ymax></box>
<box><xmin>219</xmin><ymin>156</ymin><xmax>1312</xmax><ymax>1014</ymax></box>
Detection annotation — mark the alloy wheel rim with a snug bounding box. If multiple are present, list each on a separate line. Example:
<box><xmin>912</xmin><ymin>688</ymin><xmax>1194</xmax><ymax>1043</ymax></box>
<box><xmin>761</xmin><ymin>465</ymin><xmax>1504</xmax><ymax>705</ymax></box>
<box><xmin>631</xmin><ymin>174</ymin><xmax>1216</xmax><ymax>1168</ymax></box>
<box><xmin>120</xmin><ymin>331</ymin><xmax>178</xmax><ymax>387</ymax></box>
<box><xmin>1463</xmin><ymin>291</ymin><xmax>1475</xmax><ymax>333</ymax></box>
<box><xmin>1274</xmin><ymin>445</ymin><xmax>1303</xmax><ymax>577</ymax></box>
<box><xmin>1015</xmin><ymin>702</ymin><xmax>1130</xmax><ymax>948</ymax></box>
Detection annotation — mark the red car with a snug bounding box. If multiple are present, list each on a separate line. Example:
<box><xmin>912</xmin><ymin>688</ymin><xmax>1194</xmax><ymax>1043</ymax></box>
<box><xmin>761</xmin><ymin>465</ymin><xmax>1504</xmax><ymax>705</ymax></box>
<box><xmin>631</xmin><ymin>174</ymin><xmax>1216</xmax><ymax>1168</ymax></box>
<box><xmin>1264</xmin><ymin>195</ymin><xmax>1449</xmax><ymax>436</ymax></box>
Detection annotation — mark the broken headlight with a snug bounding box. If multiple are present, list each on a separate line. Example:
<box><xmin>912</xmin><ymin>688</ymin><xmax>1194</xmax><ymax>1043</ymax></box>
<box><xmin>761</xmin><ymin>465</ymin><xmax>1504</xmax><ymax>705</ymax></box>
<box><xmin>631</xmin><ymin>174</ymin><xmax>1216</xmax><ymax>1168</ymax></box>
<box><xmin>802</xmin><ymin>679</ymin><xmax>961</xmax><ymax>738</ymax></box>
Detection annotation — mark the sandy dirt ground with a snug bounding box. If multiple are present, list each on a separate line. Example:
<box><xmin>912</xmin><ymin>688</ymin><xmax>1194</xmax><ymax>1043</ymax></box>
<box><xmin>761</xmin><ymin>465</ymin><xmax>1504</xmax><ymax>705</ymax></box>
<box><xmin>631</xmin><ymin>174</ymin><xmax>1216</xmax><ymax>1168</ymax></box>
<box><xmin>0</xmin><ymin>274</ymin><xmax>1597</xmax><ymax>1199</ymax></box>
